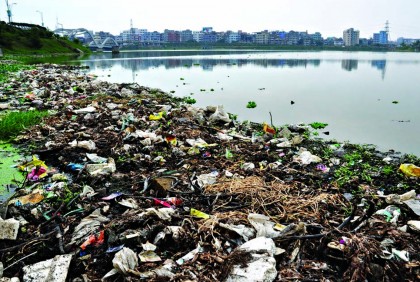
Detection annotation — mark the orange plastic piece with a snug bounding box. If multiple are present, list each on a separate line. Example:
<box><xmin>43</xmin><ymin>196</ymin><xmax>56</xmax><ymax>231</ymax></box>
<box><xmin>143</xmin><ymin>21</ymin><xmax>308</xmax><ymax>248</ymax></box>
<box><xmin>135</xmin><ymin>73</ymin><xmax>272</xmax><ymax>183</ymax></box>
<box><xmin>263</xmin><ymin>123</ymin><xmax>276</xmax><ymax>135</ymax></box>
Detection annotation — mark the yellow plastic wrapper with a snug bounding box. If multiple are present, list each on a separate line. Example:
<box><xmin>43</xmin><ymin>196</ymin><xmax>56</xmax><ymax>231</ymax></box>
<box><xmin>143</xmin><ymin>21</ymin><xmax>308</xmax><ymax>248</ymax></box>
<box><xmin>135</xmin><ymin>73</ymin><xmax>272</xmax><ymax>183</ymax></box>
<box><xmin>18</xmin><ymin>155</ymin><xmax>48</xmax><ymax>172</ymax></box>
<box><xmin>149</xmin><ymin>111</ymin><xmax>165</xmax><ymax>121</ymax></box>
<box><xmin>399</xmin><ymin>164</ymin><xmax>420</xmax><ymax>177</ymax></box>
<box><xmin>190</xmin><ymin>208</ymin><xmax>210</xmax><ymax>219</ymax></box>
<box><xmin>273</xmin><ymin>223</ymin><xmax>287</xmax><ymax>231</ymax></box>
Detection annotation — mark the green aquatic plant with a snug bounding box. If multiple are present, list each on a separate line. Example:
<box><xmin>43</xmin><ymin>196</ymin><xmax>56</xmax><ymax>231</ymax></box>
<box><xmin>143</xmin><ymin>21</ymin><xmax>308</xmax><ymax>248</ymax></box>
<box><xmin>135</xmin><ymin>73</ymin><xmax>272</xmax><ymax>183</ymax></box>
<box><xmin>183</xmin><ymin>97</ymin><xmax>197</xmax><ymax>105</ymax></box>
<box><xmin>343</xmin><ymin>151</ymin><xmax>363</xmax><ymax>166</ymax></box>
<box><xmin>382</xmin><ymin>165</ymin><xmax>394</xmax><ymax>175</ymax></box>
<box><xmin>334</xmin><ymin>165</ymin><xmax>357</xmax><ymax>187</ymax></box>
<box><xmin>309</xmin><ymin>122</ymin><xmax>328</xmax><ymax>130</ymax></box>
<box><xmin>0</xmin><ymin>143</ymin><xmax>25</xmax><ymax>189</ymax></box>
<box><xmin>228</xmin><ymin>113</ymin><xmax>238</xmax><ymax>121</ymax></box>
<box><xmin>246</xmin><ymin>101</ymin><xmax>257</xmax><ymax>108</ymax></box>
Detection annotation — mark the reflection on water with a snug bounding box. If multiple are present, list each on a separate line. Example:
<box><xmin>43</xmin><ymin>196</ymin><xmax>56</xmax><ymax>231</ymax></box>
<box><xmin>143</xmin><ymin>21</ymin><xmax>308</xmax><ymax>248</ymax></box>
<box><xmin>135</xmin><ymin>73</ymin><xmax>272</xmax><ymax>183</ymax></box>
<box><xmin>83</xmin><ymin>54</ymin><xmax>389</xmax><ymax>77</ymax></box>
<box><xmin>341</xmin><ymin>60</ymin><xmax>358</xmax><ymax>71</ymax></box>
<box><xmin>93</xmin><ymin>58</ymin><xmax>323</xmax><ymax>71</ymax></box>
<box><xmin>371</xmin><ymin>60</ymin><xmax>387</xmax><ymax>79</ymax></box>
<box><xmin>79</xmin><ymin>51</ymin><xmax>420</xmax><ymax>155</ymax></box>
<box><xmin>23</xmin><ymin>54</ymin><xmax>85</xmax><ymax>65</ymax></box>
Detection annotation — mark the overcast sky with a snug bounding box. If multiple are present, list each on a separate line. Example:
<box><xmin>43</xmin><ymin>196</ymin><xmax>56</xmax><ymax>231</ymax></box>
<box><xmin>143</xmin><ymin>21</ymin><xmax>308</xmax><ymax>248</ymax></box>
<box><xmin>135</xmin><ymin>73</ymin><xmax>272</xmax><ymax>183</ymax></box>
<box><xmin>3</xmin><ymin>0</ymin><xmax>420</xmax><ymax>39</ymax></box>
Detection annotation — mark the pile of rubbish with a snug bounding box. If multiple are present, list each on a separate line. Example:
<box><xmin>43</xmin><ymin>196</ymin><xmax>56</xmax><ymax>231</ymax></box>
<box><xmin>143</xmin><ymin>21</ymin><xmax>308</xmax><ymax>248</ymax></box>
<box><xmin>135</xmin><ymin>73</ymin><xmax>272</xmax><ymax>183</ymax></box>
<box><xmin>0</xmin><ymin>62</ymin><xmax>419</xmax><ymax>281</ymax></box>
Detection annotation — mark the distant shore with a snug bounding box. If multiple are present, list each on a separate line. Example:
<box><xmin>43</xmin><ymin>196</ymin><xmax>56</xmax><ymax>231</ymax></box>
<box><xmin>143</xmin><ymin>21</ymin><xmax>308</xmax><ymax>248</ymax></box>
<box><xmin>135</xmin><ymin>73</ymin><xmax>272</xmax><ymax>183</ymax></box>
<box><xmin>118</xmin><ymin>42</ymin><xmax>414</xmax><ymax>52</ymax></box>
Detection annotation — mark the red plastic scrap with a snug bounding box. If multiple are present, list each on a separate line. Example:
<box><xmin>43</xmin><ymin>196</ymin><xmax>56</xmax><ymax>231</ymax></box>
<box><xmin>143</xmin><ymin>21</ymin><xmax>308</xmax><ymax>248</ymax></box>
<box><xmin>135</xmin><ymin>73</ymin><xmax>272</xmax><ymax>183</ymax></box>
<box><xmin>153</xmin><ymin>197</ymin><xmax>183</xmax><ymax>208</ymax></box>
<box><xmin>80</xmin><ymin>230</ymin><xmax>105</xmax><ymax>250</ymax></box>
<box><xmin>166</xmin><ymin>197</ymin><xmax>183</xmax><ymax>206</ymax></box>
<box><xmin>153</xmin><ymin>198</ymin><xmax>173</xmax><ymax>208</ymax></box>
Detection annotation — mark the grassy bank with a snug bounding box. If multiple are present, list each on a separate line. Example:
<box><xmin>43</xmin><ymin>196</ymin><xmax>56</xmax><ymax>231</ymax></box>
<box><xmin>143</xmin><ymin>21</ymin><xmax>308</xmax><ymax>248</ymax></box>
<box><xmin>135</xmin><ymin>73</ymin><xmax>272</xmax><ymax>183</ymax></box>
<box><xmin>0</xmin><ymin>61</ymin><xmax>33</xmax><ymax>83</ymax></box>
<box><xmin>0</xmin><ymin>21</ymin><xmax>90</xmax><ymax>55</ymax></box>
<box><xmin>0</xmin><ymin>110</ymin><xmax>50</xmax><ymax>141</ymax></box>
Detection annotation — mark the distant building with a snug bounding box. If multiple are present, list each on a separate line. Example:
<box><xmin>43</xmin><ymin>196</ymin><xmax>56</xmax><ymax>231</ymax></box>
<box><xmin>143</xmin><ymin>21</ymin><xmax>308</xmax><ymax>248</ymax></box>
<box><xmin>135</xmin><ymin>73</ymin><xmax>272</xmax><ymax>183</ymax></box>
<box><xmin>202</xmin><ymin>27</ymin><xmax>213</xmax><ymax>33</ymax></box>
<box><xmin>334</xmin><ymin>38</ymin><xmax>344</xmax><ymax>46</ymax></box>
<box><xmin>309</xmin><ymin>32</ymin><xmax>323</xmax><ymax>45</ymax></box>
<box><xmin>343</xmin><ymin>28</ymin><xmax>359</xmax><ymax>46</ymax></box>
<box><xmin>276</xmin><ymin>31</ymin><xmax>288</xmax><ymax>45</ymax></box>
<box><xmin>162</xmin><ymin>30</ymin><xmax>180</xmax><ymax>43</ymax></box>
<box><xmin>141</xmin><ymin>31</ymin><xmax>161</xmax><ymax>44</ymax></box>
<box><xmin>324</xmin><ymin>36</ymin><xmax>344</xmax><ymax>47</ymax></box>
<box><xmin>278</xmin><ymin>31</ymin><xmax>287</xmax><ymax>39</ymax></box>
<box><xmin>180</xmin><ymin>30</ymin><xmax>193</xmax><ymax>42</ymax></box>
<box><xmin>359</xmin><ymin>38</ymin><xmax>369</xmax><ymax>46</ymax></box>
<box><xmin>269</xmin><ymin>31</ymin><xmax>283</xmax><ymax>45</ymax></box>
<box><xmin>138</xmin><ymin>29</ymin><xmax>148</xmax><ymax>41</ymax></box>
<box><xmin>239</xmin><ymin>31</ymin><xmax>254</xmax><ymax>43</ymax></box>
<box><xmin>396</xmin><ymin>37</ymin><xmax>420</xmax><ymax>46</ymax></box>
<box><xmin>84</xmin><ymin>24</ymin><xmax>416</xmax><ymax>49</ymax></box>
<box><xmin>310</xmin><ymin>32</ymin><xmax>322</xmax><ymax>42</ymax></box>
<box><xmin>150</xmin><ymin>32</ymin><xmax>161</xmax><ymax>43</ymax></box>
<box><xmin>373</xmin><ymin>31</ymin><xmax>388</xmax><ymax>45</ymax></box>
<box><xmin>192</xmin><ymin>31</ymin><xmax>203</xmax><ymax>42</ymax></box>
<box><xmin>92</xmin><ymin>34</ymin><xmax>101</xmax><ymax>45</ymax></box>
<box><xmin>115</xmin><ymin>36</ymin><xmax>123</xmax><ymax>44</ymax></box>
<box><xmin>324</xmin><ymin>37</ymin><xmax>336</xmax><ymax>46</ymax></box>
<box><xmin>202</xmin><ymin>32</ymin><xmax>217</xmax><ymax>43</ymax></box>
<box><xmin>216</xmin><ymin>32</ymin><xmax>225</xmax><ymax>42</ymax></box>
<box><xmin>286</xmin><ymin>31</ymin><xmax>299</xmax><ymax>45</ymax></box>
<box><xmin>120</xmin><ymin>28</ymin><xmax>140</xmax><ymax>43</ymax></box>
<box><xmin>95</xmin><ymin>31</ymin><xmax>114</xmax><ymax>42</ymax></box>
<box><xmin>225</xmin><ymin>31</ymin><xmax>240</xmax><ymax>43</ymax></box>
<box><xmin>255</xmin><ymin>31</ymin><xmax>269</xmax><ymax>44</ymax></box>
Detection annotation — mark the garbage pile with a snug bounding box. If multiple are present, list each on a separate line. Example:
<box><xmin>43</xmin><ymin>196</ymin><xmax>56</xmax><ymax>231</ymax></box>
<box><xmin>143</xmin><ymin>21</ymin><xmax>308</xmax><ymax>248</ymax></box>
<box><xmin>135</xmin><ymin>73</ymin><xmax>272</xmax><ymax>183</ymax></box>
<box><xmin>0</xmin><ymin>63</ymin><xmax>419</xmax><ymax>281</ymax></box>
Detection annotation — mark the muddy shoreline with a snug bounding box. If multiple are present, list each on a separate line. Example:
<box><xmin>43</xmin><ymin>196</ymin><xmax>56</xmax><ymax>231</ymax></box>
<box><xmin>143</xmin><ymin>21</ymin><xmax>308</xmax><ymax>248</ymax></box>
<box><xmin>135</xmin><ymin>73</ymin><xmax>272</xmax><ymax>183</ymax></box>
<box><xmin>0</xmin><ymin>62</ymin><xmax>419</xmax><ymax>281</ymax></box>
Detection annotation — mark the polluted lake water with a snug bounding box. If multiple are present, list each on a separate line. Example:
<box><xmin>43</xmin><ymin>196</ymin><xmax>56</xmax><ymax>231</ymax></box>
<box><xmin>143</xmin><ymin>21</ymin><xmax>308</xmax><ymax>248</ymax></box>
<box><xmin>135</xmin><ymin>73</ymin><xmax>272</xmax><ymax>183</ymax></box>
<box><xmin>0</xmin><ymin>143</ymin><xmax>24</xmax><ymax>204</ymax></box>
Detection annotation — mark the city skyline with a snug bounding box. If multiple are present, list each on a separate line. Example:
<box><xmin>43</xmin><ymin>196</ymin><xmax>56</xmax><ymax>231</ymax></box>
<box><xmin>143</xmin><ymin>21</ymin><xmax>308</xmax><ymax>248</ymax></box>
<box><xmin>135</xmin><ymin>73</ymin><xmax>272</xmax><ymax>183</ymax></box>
<box><xmin>2</xmin><ymin>0</ymin><xmax>420</xmax><ymax>39</ymax></box>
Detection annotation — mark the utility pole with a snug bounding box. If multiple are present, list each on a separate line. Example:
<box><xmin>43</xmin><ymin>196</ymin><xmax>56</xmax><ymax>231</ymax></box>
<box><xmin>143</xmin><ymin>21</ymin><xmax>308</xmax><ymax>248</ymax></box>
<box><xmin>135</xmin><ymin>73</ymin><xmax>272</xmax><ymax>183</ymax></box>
<box><xmin>384</xmin><ymin>20</ymin><xmax>390</xmax><ymax>42</ymax></box>
<box><xmin>5</xmin><ymin>0</ymin><xmax>14</xmax><ymax>23</ymax></box>
<box><xmin>36</xmin><ymin>10</ymin><xmax>44</xmax><ymax>27</ymax></box>
<box><xmin>130</xmin><ymin>19</ymin><xmax>134</xmax><ymax>44</ymax></box>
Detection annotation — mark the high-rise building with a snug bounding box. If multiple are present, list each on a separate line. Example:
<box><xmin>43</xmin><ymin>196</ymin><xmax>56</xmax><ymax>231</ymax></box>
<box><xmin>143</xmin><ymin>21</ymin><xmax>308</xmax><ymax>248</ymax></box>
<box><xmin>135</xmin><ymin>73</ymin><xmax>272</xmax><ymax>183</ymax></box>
<box><xmin>373</xmin><ymin>31</ymin><xmax>388</xmax><ymax>45</ymax></box>
<box><xmin>343</xmin><ymin>28</ymin><xmax>360</xmax><ymax>46</ymax></box>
